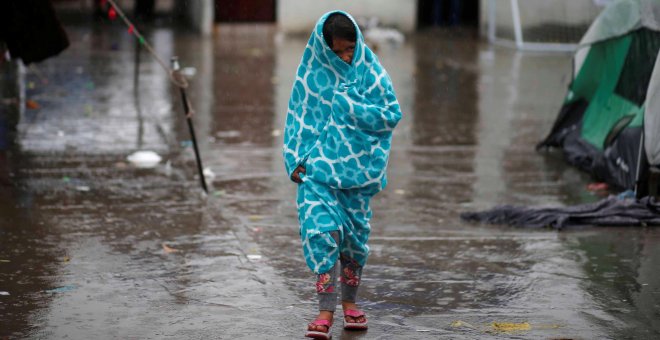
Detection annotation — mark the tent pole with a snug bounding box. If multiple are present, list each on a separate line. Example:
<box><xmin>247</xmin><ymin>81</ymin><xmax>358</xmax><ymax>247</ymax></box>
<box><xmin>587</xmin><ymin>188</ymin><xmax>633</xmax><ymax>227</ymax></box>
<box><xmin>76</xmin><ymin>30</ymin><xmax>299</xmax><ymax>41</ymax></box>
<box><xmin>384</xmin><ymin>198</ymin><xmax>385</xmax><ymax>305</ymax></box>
<box><xmin>510</xmin><ymin>0</ymin><xmax>523</xmax><ymax>49</ymax></box>
<box><xmin>634</xmin><ymin>130</ymin><xmax>645</xmax><ymax>198</ymax></box>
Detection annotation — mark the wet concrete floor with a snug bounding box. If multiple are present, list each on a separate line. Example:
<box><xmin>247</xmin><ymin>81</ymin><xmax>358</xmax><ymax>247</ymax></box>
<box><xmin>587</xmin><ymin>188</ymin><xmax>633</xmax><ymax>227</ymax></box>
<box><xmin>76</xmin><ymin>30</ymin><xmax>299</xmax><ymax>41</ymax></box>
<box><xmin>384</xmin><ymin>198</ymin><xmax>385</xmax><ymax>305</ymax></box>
<box><xmin>1</xmin><ymin>17</ymin><xmax>660</xmax><ymax>340</ymax></box>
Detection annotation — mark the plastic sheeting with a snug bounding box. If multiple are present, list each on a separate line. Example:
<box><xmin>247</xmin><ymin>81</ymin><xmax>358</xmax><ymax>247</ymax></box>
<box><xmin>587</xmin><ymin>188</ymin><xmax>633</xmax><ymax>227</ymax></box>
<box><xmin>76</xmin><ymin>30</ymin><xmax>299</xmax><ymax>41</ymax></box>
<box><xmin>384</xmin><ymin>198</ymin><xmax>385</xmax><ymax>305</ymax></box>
<box><xmin>580</xmin><ymin>0</ymin><xmax>660</xmax><ymax>46</ymax></box>
<box><xmin>646</xmin><ymin>53</ymin><xmax>660</xmax><ymax>166</ymax></box>
<box><xmin>461</xmin><ymin>196</ymin><xmax>660</xmax><ymax>229</ymax></box>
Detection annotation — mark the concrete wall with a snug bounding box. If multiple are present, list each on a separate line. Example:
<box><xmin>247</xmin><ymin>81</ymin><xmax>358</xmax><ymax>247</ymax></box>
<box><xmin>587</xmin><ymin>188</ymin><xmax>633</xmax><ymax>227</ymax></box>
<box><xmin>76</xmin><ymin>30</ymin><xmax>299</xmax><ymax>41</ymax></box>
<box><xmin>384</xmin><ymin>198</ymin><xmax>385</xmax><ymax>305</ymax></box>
<box><xmin>277</xmin><ymin>0</ymin><xmax>417</xmax><ymax>34</ymax></box>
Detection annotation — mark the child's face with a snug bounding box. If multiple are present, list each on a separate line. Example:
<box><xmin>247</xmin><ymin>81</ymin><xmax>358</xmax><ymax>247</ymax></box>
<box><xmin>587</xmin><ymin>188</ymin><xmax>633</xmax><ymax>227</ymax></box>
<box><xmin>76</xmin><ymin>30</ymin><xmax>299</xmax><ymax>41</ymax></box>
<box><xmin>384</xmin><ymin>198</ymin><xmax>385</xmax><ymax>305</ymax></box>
<box><xmin>331</xmin><ymin>37</ymin><xmax>355</xmax><ymax>65</ymax></box>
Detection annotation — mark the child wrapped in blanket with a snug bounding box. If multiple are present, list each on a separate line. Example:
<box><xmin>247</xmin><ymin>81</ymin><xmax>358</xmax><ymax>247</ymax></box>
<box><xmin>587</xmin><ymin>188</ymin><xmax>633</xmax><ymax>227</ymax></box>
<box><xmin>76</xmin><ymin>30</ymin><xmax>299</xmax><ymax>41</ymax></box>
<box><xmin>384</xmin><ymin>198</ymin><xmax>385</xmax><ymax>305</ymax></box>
<box><xmin>283</xmin><ymin>11</ymin><xmax>402</xmax><ymax>339</ymax></box>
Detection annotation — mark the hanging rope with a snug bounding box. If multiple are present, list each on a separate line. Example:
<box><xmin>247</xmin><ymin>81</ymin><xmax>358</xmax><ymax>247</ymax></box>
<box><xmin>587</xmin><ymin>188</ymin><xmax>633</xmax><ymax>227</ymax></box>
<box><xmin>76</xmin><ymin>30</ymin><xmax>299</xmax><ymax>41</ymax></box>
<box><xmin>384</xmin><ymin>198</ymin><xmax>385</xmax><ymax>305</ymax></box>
<box><xmin>105</xmin><ymin>0</ymin><xmax>189</xmax><ymax>90</ymax></box>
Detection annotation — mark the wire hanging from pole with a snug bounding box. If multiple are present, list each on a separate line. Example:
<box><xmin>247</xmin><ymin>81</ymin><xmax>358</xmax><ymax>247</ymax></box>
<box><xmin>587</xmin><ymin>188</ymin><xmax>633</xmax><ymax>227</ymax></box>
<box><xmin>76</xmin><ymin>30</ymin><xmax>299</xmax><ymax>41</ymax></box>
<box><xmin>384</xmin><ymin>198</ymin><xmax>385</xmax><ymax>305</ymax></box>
<box><xmin>105</xmin><ymin>0</ymin><xmax>190</xmax><ymax>91</ymax></box>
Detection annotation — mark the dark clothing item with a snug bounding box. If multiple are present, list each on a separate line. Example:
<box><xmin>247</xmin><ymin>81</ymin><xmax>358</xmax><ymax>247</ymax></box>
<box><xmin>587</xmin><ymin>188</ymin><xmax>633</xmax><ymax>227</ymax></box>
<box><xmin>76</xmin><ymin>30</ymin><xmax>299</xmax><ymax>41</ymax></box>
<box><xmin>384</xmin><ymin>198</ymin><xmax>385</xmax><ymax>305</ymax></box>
<box><xmin>461</xmin><ymin>196</ymin><xmax>660</xmax><ymax>229</ymax></box>
<box><xmin>0</xmin><ymin>0</ymin><xmax>69</xmax><ymax>64</ymax></box>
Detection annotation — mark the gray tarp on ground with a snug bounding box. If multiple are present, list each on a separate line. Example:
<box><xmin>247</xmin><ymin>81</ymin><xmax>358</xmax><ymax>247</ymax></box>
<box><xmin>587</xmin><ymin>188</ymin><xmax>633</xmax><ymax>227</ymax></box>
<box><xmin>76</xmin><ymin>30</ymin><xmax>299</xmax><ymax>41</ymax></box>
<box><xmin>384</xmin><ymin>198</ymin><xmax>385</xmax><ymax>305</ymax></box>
<box><xmin>460</xmin><ymin>196</ymin><xmax>660</xmax><ymax>229</ymax></box>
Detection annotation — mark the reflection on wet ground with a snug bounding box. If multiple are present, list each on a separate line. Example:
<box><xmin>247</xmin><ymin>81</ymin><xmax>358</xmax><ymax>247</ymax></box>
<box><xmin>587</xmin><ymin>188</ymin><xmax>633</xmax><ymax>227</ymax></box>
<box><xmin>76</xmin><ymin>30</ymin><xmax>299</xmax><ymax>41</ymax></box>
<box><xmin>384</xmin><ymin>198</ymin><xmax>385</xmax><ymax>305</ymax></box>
<box><xmin>1</xmin><ymin>18</ymin><xmax>659</xmax><ymax>339</ymax></box>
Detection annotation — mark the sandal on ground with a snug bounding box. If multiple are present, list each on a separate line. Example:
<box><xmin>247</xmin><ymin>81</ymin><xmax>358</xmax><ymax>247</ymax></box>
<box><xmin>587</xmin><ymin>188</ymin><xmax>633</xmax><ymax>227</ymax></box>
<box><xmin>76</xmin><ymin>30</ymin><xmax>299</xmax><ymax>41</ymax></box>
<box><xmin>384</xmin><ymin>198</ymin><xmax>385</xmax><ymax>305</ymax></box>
<box><xmin>343</xmin><ymin>309</ymin><xmax>368</xmax><ymax>330</ymax></box>
<box><xmin>305</xmin><ymin>319</ymin><xmax>332</xmax><ymax>339</ymax></box>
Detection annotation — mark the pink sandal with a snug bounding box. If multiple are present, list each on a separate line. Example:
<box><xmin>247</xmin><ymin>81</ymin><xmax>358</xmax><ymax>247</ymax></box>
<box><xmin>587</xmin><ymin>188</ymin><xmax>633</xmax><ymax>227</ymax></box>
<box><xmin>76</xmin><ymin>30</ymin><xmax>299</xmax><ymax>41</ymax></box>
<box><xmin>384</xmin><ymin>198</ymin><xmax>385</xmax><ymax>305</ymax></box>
<box><xmin>305</xmin><ymin>319</ymin><xmax>332</xmax><ymax>339</ymax></box>
<box><xmin>343</xmin><ymin>309</ymin><xmax>368</xmax><ymax>330</ymax></box>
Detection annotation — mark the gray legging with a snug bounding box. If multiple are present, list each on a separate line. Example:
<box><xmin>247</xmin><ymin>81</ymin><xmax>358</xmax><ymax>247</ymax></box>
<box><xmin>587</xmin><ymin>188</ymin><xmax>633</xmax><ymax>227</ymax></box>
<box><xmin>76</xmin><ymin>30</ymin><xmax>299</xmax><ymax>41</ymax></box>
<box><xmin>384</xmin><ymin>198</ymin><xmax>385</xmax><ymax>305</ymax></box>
<box><xmin>316</xmin><ymin>231</ymin><xmax>363</xmax><ymax>312</ymax></box>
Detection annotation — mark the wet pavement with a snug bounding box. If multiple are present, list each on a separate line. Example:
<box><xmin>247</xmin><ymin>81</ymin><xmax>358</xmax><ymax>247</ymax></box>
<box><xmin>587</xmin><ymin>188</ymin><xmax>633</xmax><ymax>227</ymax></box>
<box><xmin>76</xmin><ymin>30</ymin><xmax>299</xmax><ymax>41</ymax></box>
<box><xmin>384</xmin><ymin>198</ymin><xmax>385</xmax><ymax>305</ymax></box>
<box><xmin>2</xmin><ymin>15</ymin><xmax>660</xmax><ymax>340</ymax></box>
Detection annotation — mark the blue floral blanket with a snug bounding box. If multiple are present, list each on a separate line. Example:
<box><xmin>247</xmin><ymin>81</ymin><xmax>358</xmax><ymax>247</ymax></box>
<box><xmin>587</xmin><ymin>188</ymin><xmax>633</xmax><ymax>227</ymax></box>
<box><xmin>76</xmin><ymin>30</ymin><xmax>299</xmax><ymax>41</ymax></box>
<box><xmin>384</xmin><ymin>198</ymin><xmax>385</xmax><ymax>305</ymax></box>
<box><xmin>283</xmin><ymin>11</ymin><xmax>402</xmax><ymax>274</ymax></box>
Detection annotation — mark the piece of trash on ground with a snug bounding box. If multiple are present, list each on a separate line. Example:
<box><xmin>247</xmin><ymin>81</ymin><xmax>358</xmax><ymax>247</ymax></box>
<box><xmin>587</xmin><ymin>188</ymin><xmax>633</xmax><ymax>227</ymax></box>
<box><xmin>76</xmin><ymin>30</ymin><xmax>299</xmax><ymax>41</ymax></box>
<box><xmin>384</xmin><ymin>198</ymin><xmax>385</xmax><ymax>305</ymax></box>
<box><xmin>451</xmin><ymin>320</ymin><xmax>476</xmax><ymax>329</ymax></box>
<box><xmin>162</xmin><ymin>243</ymin><xmax>179</xmax><ymax>254</ymax></box>
<box><xmin>247</xmin><ymin>254</ymin><xmax>262</xmax><ymax>261</ymax></box>
<box><xmin>26</xmin><ymin>99</ymin><xmax>40</xmax><ymax>109</ymax></box>
<box><xmin>127</xmin><ymin>150</ymin><xmax>162</xmax><ymax>168</ymax></box>
<box><xmin>0</xmin><ymin>259</ymin><xmax>10</xmax><ymax>263</ymax></box>
<box><xmin>394</xmin><ymin>189</ymin><xmax>405</xmax><ymax>195</ymax></box>
<box><xmin>248</xmin><ymin>215</ymin><xmax>264</xmax><ymax>221</ymax></box>
<box><xmin>271</xmin><ymin>129</ymin><xmax>282</xmax><ymax>137</ymax></box>
<box><xmin>45</xmin><ymin>285</ymin><xmax>77</xmax><ymax>293</ymax></box>
<box><xmin>203</xmin><ymin>167</ymin><xmax>215</xmax><ymax>181</ymax></box>
<box><xmin>63</xmin><ymin>256</ymin><xmax>70</xmax><ymax>263</ymax></box>
<box><xmin>416</xmin><ymin>329</ymin><xmax>431</xmax><ymax>332</ymax></box>
<box><xmin>586</xmin><ymin>182</ymin><xmax>608</xmax><ymax>191</ymax></box>
<box><xmin>181</xmin><ymin>67</ymin><xmax>197</xmax><ymax>77</ymax></box>
<box><xmin>0</xmin><ymin>291</ymin><xmax>9</xmax><ymax>296</ymax></box>
<box><xmin>215</xmin><ymin>130</ymin><xmax>241</xmax><ymax>138</ymax></box>
<box><xmin>491</xmin><ymin>322</ymin><xmax>531</xmax><ymax>332</ymax></box>
<box><xmin>180</xmin><ymin>140</ymin><xmax>193</xmax><ymax>148</ymax></box>
<box><xmin>76</xmin><ymin>186</ymin><xmax>90</xmax><ymax>192</ymax></box>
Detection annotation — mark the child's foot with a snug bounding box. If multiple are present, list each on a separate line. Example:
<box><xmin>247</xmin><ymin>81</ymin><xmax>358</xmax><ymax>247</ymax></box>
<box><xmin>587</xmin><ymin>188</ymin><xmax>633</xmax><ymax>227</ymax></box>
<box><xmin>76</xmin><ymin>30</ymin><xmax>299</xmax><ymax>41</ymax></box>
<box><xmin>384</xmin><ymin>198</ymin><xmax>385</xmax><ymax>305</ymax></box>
<box><xmin>306</xmin><ymin>311</ymin><xmax>333</xmax><ymax>339</ymax></box>
<box><xmin>342</xmin><ymin>301</ymin><xmax>367</xmax><ymax>330</ymax></box>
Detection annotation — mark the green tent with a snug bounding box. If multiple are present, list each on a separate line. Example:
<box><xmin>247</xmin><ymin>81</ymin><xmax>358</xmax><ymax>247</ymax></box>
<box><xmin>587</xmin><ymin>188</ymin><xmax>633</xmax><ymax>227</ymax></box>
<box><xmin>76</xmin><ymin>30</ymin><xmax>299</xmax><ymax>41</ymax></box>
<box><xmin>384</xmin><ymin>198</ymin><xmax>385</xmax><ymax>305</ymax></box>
<box><xmin>538</xmin><ymin>0</ymin><xmax>660</xmax><ymax>195</ymax></box>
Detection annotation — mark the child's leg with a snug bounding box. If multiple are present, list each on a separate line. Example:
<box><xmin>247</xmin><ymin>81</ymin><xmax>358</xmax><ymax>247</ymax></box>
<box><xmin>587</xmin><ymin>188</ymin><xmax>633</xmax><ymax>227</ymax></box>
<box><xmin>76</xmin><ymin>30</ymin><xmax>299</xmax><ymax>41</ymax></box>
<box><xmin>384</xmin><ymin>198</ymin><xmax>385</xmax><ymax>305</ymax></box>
<box><xmin>339</xmin><ymin>254</ymin><xmax>363</xmax><ymax>304</ymax></box>
<box><xmin>339</xmin><ymin>254</ymin><xmax>367</xmax><ymax>326</ymax></box>
<box><xmin>316</xmin><ymin>231</ymin><xmax>341</xmax><ymax>313</ymax></box>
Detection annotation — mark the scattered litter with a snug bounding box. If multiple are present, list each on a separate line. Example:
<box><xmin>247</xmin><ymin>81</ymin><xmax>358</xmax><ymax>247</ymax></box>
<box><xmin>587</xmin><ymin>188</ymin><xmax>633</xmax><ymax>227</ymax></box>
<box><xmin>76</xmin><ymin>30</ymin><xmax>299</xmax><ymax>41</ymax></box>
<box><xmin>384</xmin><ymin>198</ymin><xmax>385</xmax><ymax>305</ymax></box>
<box><xmin>365</xmin><ymin>27</ymin><xmax>405</xmax><ymax>45</ymax></box>
<box><xmin>394</xmin><ymin>189</ymin><xmax>405</xmax><ymax>195</ymax></box>
<box><xmin>45</xmin><ymin>285</ymin><xmax>77</xmax><ymax>294</ymax></box>
<box><xmin>180</xmin><ymin>140</ymin><xmax>193</xmax><ymax>148</ymax></box>
<box><xmin>617</xmin><ymin>190</ymin><xmax>635</xmax><ymax>199</ymax></box>
<box><xmin>181</xmin><ymin>67</ymin><xmax>197</xmax><ymax>77</ymax></box>
<box><xmin>416</xmin><ymin>329</ymin><xmax>431</xmax><ymax>332</ymax></box>
<box><xmin>1</xmin><ymin>97</ymin><xmax>19</xmax><ymax>105</ymax></box>
<box><xmin>248</xmin><ymin>215</ymin><xmax>264</xmax><ymax>221</ymax></box>
<box><xmin>203</xmin><ymin>167</ymin><xmax>215</xmax><ymax>181</ymax></box>
<box><xmin>491</xmin><ymin>322</ymin><xmax>531</xmax><ymax>332</ymax></box>
<box><xmin>451</xmin><ymin>320</ymin><xmax>476</xmax><ymax>329</ymax></box>
<box><xmin>0</xmin><ymin>259</ymin><xmax>9</xmax><ymax>263</ymax></box>
<box><xmin>247</xmin><ymin>254</ymin><xmax>262</xmax><ymax>261</ymax></box>
<box><xmin>26</xmin><ymin>99</ymin><xmax>40</xmax><ymax>109</ymax></box>
<box><xmin>216</xmin><ymin>130</ymin><xmax>241</xmax><ymax>138</ymax></box>
<box><xmin>85</xmin><ymin>81</ymin><xmax>95</xmax><ymax>90</ymax></box>
<box><xmin>0</xmin><ymin>291</ymin><xmax>9</xmax><ymax>296</ymax></box>
<box><xmin>76</xmin><ymin>186</ymin><xmax>90</xmax><ymax>192</ymax></box>
<box><xmin>84</xmin><ymin>104</ymin><xmax>94</xmax><ymax>116</ymax></box>
<box><xmin>57</xmin><ymin>130</ymin><xmax>65</xmax><ymax>137</ymax></box>
<box><xmin>63</xmin><ymin>256</ymin><xmax>70</xmax><ymax>263</ymax></box>
<box><xmin>28</xmin><ymin>81</ymin><xmax>36</xmax><ymax>89</ymax></box>
<box><xmin>62</xmin><ymin>176</ymin><xmax>71</xmax><ymax>183</ymax></box>
<box><xmin>127</xmin><ymin>150</ymin><xmax>162</xmax><ymax>168</ymax></box>
<box><xmin>213</xmin><ymin>190</ymin><xmax>226</xmax><ymax>197</ymax></box>
<box><xmin>271</xmin><ymin>129</ymin><xmax>282</xmax><ymax>137</ymax></box>
<box><xmin>587</xmin><ymin>182</ymin><xmax>608</xmax><ymax>191</ymax></box>
<box><xmin>162</xmin><ymin>243</ymin><xmax>179</xmax><ymax>254</ymax></box>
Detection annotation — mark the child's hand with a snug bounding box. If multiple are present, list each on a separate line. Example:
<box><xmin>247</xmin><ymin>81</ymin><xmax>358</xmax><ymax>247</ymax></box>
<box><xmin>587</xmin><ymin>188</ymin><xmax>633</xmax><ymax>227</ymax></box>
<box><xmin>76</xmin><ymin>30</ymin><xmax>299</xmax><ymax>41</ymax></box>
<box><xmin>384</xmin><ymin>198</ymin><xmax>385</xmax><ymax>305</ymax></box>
<box><xmin>291</xmin><ymin>165</ymin><xmax>306</xmax><ymax>183</ymax></box>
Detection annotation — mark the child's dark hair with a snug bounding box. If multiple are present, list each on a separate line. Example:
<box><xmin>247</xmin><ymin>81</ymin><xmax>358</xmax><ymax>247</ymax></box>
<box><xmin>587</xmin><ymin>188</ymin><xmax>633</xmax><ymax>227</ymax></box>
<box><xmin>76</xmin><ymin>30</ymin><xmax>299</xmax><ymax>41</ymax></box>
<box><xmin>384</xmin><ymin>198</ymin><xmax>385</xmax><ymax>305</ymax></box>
<box><xmin>323</xmin><ymin>13</ymin><xmax>356</xmax><ymax>48</ymax></box>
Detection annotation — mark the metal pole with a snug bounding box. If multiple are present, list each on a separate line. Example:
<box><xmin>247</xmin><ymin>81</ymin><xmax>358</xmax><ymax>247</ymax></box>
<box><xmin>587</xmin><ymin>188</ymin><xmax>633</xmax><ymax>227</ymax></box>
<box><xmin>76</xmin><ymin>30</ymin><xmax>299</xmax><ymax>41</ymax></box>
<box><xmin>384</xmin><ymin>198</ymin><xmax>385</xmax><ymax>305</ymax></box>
<box><xmin>171</xmin><ymin>57</ymin><xmax>208</xmax><ymax>193</ymax></box>
<box><xmin>634</xmin><ymin>131</ymin><xmax>645</xmax><ymax>198</ymax></box>
<box><xmin>510</xmin><ymin>0</ymin><xmax>524</xmax><ymax>50</ymax></box>
<box><xmin>488</xmin><ymin>0</ymin><xmax>496</xmax><ymax>43</ymax></box>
